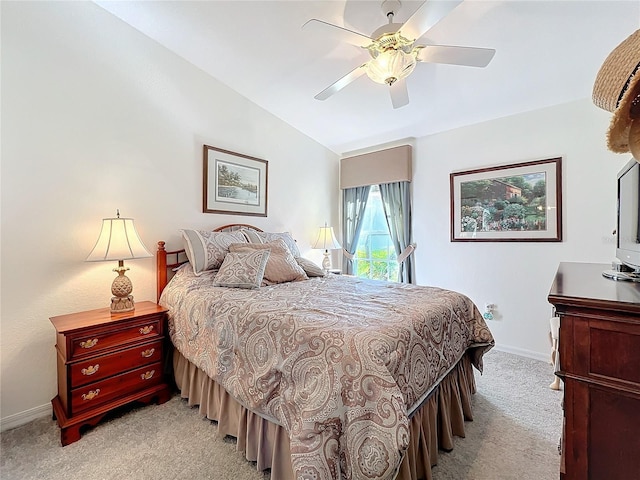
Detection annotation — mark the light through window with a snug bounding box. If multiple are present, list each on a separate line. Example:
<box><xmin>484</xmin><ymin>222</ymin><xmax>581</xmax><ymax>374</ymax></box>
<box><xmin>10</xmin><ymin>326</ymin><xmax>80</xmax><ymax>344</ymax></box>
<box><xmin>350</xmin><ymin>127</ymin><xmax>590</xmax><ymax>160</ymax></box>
<box><xmin>354</xmin><ymin>185</ymin><xmax>398</xmax><ymax>281</ymax></box>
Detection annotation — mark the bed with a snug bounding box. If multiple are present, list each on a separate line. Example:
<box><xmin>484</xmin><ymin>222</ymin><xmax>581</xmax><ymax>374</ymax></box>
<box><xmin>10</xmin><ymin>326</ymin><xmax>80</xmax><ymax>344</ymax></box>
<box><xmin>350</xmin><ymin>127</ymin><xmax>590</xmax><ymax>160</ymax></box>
<box><xmin>156</xmin><ymin>224</ymin><xmax>494</xmax><ymax>480</ymax></box>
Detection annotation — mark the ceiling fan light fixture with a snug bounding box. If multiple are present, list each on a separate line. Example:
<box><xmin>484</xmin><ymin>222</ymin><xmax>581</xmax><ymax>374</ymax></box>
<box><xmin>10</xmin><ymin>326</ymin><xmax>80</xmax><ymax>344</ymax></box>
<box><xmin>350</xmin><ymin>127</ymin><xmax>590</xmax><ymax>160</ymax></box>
<box><xmin>365</xmin><ymin>48</ymin><xmax>417</xmax><ymax>86</ymax></box>
<box><xmin>304</xmin><ymin>0</ymin><xmax>494</xmax><ymax>105</ymax></box>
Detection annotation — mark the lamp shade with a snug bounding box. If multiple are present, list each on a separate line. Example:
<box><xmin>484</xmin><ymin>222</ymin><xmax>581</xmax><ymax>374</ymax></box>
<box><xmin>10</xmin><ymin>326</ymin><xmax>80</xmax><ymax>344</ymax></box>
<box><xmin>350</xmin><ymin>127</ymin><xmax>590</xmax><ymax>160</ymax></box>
<box><xmin>86</xmin><ymin>213</ymin><xmax>152</xmax><ymax>262</ymax></box>
<box><xmin>312</xmin><ymin>224</ymin><xmax>342</xmax><ymax>251</ymax></box>
<box><xmin>366</xmin><ymin>49</ymin><xmax>417</xmax><ymax>86</ymax></box>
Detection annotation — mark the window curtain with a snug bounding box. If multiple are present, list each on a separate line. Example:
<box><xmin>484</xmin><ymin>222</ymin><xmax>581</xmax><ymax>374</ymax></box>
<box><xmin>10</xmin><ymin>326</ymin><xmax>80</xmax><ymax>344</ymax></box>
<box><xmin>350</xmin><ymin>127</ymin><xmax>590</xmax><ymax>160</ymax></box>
<box><xmin>341</xmin><ymin>186</ymin><xmax>371</xmax><ymax>275</ymax></box>
<box><xmin>379</xmin><ymin>181</ymin><xmax>414</xmax><ymax>284</ymax></box>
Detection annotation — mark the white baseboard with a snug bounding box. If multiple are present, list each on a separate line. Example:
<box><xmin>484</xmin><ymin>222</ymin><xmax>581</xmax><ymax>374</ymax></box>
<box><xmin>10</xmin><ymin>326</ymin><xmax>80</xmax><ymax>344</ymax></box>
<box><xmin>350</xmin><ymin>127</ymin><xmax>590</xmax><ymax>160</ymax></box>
<box><xmin>492</xmin><ymin>344</ymin><xmax>549</xmax><ymax>363</ymax></box>
<box><xmin>1</xmin><ymin>403</ymin><xmax>52</xmax><ymax>432</ymax></box>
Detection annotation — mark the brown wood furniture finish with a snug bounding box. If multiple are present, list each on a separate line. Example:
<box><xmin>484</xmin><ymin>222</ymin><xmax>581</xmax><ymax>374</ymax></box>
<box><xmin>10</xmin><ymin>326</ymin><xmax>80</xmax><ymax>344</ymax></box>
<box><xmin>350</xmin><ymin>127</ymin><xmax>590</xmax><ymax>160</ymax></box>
<box><xmin>50</xmin><ymin>301</ymin><xmax>172</xmax><ymax>446</ymax></box>
<box><xmin>548</xmin><ymin>262</ymin><xmax>640</xmax><ymax>479</ymax></box>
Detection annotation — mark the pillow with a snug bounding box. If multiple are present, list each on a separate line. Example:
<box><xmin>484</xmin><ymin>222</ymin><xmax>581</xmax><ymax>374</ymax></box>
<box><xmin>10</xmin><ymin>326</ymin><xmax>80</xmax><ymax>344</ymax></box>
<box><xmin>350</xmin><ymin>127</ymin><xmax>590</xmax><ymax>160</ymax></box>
<box><xmin>229</xmin><ymin>239</ymin><xmax>308</xmax><ymax>285</ymax></box>
<box><xmin>241</xmin><ymin>229</ymin><xmax>300</xmax><ymax>258</ymax></box>
<box><xmin>182</xmin><ymin>229</ymin><xmax>247</xmax><ymax>275</ymax></box>
<box><xmin>213</xmin><ymin>250</ymin><xmax>270</xmax><ymax>289</ymax></box>
<box><xmin>295</xmin><ymin>257</ymin><xmax>326</xmax><ymax>277</ymax></box>
<box><xmin>240</xmin><ymin>229</ymin><xmax>264</xmax><ymax>245</ymax></box>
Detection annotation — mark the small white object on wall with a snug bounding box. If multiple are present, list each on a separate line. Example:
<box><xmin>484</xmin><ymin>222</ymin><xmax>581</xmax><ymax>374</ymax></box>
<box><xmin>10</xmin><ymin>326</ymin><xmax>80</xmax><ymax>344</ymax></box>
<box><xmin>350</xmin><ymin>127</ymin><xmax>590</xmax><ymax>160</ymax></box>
<box><xmin>483</xmin><ymin>303</ymin><xmax>495</xmax><ymax>321</ymax></box>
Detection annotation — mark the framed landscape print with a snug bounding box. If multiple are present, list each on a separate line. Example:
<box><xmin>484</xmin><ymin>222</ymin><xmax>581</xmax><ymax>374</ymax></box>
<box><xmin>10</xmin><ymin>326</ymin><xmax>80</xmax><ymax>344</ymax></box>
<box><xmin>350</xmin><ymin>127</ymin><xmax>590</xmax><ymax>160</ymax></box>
<box><xmin>203</xmin><ymin>145</ymin><xmax>268</xmax><ymax>216</ymax></box>
<box><xmin>450</xmin><ymin>157</ymin><xmax>562</xmax><ymax>242</ymax></box>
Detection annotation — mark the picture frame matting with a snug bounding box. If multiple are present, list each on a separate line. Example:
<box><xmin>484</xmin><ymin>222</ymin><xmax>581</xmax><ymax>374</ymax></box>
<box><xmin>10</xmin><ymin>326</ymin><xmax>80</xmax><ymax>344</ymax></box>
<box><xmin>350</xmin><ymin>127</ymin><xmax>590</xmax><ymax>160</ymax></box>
<box><xmin>203</xmin><ymin>145</ymin><xmax>268</xmax><ymax>217</ymax></box>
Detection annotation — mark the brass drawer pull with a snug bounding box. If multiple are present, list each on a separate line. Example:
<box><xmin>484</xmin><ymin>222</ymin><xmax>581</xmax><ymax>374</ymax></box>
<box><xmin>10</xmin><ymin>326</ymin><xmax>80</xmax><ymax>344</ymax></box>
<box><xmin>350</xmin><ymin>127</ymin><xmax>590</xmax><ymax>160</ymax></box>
<box><xmin>81</xmin><ymin>389</ymin><xmax>100</xmax><ymax>401</ymax></box>
<box><xmin>139</xmin><ymin>325</ymin><xmax>154</xmax><ymax>335</ymax></box>
<box><xmin>81</xmin><ymin>364</ymin><xmax>99</xmax><ymax>376</ymax></box>
<box><xmin>79</xmin><ymin>338</ymin><xmax>98</xmax><ymax>349</ymax></box>
<box><xmin>140</xmin><ymin>370</ymin><xmax>155</xmax><ymax>380</ymax></box>
<box><xmin>141</xmin><ymin>348</ymin><xmax>155</xmax><ymax>358</ymax></box>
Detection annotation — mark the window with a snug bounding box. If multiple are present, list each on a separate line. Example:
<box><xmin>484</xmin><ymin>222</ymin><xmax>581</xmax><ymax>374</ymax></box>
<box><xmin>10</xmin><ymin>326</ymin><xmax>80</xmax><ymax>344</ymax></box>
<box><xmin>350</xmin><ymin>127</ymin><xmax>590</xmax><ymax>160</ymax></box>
<box><xmin>353</xmin><ymin>185</ymin><xmax>398</xmax><ymax>281</ymax></box>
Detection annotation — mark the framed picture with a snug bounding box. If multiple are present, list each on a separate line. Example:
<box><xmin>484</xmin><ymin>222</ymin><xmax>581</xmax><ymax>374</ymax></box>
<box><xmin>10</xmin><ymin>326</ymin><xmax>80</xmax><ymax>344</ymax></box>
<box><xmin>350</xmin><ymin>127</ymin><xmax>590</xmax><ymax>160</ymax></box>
<box><xmin>203</xmin><ymin>145</ymin><xmax>268</xmax><ymax>216</ymax></box>
<box><xmin>450</xmin><ymin>157</ymin><xmax>562</xmax><ymax>242</ymax></box>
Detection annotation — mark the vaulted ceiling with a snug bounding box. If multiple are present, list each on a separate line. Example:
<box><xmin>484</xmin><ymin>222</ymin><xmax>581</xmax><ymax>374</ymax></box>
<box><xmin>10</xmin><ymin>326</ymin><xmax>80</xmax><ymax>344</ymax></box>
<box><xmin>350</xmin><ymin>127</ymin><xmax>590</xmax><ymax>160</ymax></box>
<box><xmin>95</xmin><ymin>1</ymin><xmax>640</xmax><ymax>154</ymax></box>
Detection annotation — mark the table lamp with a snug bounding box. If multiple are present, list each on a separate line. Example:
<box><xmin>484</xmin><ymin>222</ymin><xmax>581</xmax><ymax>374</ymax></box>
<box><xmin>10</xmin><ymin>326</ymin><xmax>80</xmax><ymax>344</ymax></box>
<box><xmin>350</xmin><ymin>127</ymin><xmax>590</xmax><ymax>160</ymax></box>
<box><xmin>312</xmin><ymin>222</ymin><xmax>342</xmax><ymax>271</ymax></box>
<box><xmin>86</xmin><ymin>210</ymin><xmax>152</xmax><ymax>313</ymax></box>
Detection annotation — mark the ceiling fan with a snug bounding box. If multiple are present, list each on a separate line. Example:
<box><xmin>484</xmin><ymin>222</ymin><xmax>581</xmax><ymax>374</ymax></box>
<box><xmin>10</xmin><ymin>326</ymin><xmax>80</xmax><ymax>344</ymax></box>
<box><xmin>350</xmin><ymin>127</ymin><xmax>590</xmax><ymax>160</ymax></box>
<box><xmin>302</xmin><ymin>0</ymin><xmax>495</xmax><ymax>109</ymax></box>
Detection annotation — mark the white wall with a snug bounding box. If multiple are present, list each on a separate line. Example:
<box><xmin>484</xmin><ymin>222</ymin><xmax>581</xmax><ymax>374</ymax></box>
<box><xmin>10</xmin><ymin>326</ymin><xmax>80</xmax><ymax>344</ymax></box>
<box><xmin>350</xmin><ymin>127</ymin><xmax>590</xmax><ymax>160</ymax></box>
<box><xmin>1</xmin><ymin>1</ymin><xmax>338</xmax><ymax>428</ymax></box>
<box><xmin>2</xmin><ymin>0</ymin><xmax>631</xmax><ymax>429</ymax></box>
<box><xmin>412</xmin><ymin>99</ymin><xmax>630</xmax><ymax>359</ymax></box>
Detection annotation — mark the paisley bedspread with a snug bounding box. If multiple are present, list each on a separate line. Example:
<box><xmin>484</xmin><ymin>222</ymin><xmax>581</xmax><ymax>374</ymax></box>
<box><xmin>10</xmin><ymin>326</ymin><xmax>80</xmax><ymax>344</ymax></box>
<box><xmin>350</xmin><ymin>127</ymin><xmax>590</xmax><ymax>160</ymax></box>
<box><xmin>160</xmin><ymin>267</ymin><xmax>494</xmax><ymax>480</ymax></box>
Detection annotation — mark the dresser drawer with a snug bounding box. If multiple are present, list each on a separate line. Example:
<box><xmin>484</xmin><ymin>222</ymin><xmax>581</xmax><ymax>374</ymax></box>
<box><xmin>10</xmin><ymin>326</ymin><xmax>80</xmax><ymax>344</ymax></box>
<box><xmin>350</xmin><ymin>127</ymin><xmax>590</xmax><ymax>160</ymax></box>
<box><xmin>70</xmin><ymin>339</ymin><xmax>163</xmax><ymax>387</ymax></box>
<box><xmin>71</xmin><ymin>361</ymin><xmax>163</xmax><ymax>415</ymax></box>
<box><xmin>589</xmin><ymin>321</ymin><xmax>640</xmax><ymax>387</ymax></box>
<box><xmin>564</xmin><ymin>317</ymin><xmax>640</xmax><ymax>388</ymax></box>
<box><xmin>69</xmin><ymin>317</ymin><xmax>162</xmax><ymax>359</ymax></box>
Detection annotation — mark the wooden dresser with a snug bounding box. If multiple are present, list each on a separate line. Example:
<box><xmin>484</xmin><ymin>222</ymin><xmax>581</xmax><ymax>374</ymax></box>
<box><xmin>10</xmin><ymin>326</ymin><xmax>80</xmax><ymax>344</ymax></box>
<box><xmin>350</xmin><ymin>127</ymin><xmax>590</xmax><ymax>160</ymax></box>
<box><xmin>50</xmin><ymin>301</ymin><xmax>172</xmax><ymax>446</ymax></box>
<box><xmin>548</xmin><ymin>262</ymin><xmax>640</xmax><ymax>479</ymax></box>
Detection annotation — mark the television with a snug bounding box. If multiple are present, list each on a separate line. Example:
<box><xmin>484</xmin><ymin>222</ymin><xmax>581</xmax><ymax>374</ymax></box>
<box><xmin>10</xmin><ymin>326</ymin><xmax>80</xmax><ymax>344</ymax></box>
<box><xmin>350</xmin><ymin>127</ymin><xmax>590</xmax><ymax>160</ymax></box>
<box><xmin>603</xmin><ymin>158</ymin><xmax>640</xmax><ymax>282</ymax></box>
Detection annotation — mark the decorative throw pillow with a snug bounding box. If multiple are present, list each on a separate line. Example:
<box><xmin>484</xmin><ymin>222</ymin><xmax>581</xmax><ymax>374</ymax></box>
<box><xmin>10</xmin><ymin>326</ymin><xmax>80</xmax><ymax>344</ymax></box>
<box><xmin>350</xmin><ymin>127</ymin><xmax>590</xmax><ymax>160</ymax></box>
<box><xmin>240</xmin><ymin>229</ymin><xmax>264</xmax><ymax>245</ymax></box>
<box><xmin>182</xmin><ymin>229</ymin><xmax>247</xmax><ymax>276</ymax></box>
<box><xmin>229</xmin><ymin>239</ymin><xmax>308</xmax><ymax>285</ymax></box>
<box><xmin>241</xmin><ymin>229</ymin><xmax>300</xmax><ymax>258</ymax></box>
<box><xmin>213</xmin><ymin>250</ymin><xmax>270</xmax><ymax>289</ymax></box>
<box><xmin>295</xmin><ymin>257</ymin><xmax>326</xmax><ymax>277</ymax></box>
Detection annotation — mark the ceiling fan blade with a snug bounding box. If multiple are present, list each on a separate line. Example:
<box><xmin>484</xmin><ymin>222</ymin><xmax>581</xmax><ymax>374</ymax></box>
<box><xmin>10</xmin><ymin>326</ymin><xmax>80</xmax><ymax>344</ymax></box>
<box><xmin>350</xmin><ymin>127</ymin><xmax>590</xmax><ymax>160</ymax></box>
<box><xmin>389</xmin><ymin>78</ymin><xmax>409</xmax><ymax>109</ymax></box>
<box><xmin>302</xmin><ymin>19</ymin><xmax>372</xmax><ymax>48</ymax></box>
<box><xmin>399</xmin><ymin>0</ymin><xmax>464</xmax><ymax>41</ymax></box>
<box><xmin>315</xmin><ymin>64</ymin><xmax>368</xmax><ymax>101</ymax></box>
<box><xmin>417</xmin><ymin>45</ymin><xmax>496</xmax><ymax>67</ymax></box>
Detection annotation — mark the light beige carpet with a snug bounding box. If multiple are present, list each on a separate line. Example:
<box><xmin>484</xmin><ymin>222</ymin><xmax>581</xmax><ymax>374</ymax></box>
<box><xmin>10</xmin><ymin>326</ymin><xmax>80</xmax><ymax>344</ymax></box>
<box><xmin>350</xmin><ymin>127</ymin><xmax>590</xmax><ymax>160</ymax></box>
<box><xmin>431</xmin><ymin>350</ymin><xmax>562</xmax><ymax>479</ymax></box>
<box><xmin>0</xmin><ymin>349</ymin><xmax>562</xmax><ymax>480</ymax></box>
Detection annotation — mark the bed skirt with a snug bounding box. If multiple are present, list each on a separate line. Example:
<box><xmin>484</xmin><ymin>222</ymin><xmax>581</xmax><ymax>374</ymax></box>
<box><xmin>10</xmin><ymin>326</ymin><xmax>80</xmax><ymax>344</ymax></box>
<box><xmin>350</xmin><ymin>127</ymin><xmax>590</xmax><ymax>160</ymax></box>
<box><xmin>173</xmin><ymin>347</ymin><xmax>476</xmax><ymax>480</ymax></box>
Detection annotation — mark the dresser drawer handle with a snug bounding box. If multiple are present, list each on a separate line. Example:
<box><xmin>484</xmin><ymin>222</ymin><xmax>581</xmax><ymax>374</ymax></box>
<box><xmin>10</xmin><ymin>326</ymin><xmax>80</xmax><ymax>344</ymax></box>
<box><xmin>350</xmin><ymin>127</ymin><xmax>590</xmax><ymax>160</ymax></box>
<box><xmin>81</xmin><ymin>364</ymin><xmax>100</xmax><ymax>376</ymax></box>
<box><xmin>141</xmin><ymin>348</ymin><xmax>155</xmax><ymax>358</ymax></box>
<box><xmin>79</xmin><ymin>338</ymin><xmax>98</xmax><ymax>349</ymax></box>
<box><xmin>140</xmin><ymin>370</ymin><xmax>155</xmax><ymax>380</ymax></box>
<box><xmin>81</xmin><ymin>389</ymin><xmax>100</xmax><ymax>401</ymax></box>
<box><xmin>139</xmin><ymin>325</ymin><xmax>154</xmax><ymax>335</ymax></box>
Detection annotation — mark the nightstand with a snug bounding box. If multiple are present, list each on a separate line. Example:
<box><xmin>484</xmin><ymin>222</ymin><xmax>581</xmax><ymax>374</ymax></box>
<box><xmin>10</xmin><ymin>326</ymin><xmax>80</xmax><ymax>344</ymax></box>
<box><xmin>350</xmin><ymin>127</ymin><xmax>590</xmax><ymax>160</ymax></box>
<box><xmin>50</xmin><ymin>301</ymin><xmax>172</xmax><ymax>446</ymax></box>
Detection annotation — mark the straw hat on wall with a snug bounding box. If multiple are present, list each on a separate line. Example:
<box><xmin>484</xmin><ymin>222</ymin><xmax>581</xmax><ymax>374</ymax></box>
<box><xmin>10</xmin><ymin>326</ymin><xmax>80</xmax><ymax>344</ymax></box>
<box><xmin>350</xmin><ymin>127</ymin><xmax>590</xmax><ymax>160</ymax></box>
<box><xmin>592</xmin><ymin>29</ymin><xmax>640</xmax><ymax>158</ymax></box>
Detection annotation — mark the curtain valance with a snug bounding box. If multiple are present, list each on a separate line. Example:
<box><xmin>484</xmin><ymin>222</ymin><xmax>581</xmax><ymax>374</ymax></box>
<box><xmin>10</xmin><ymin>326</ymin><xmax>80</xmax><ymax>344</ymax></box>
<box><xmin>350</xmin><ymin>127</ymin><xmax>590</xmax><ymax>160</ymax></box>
<box><xmin>340</xmin><ymin>145</ymin><xmax>412</xmax><ymax>189</ymax></box>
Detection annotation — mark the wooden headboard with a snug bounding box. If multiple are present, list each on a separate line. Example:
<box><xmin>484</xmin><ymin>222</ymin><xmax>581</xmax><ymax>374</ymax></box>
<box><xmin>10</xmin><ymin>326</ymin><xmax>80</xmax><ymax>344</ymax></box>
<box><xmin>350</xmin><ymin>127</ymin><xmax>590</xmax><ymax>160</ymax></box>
<box><xmin>156</xmin><ymin>223</ymin><xmax>263</xmax><ymax>302</ymax></box>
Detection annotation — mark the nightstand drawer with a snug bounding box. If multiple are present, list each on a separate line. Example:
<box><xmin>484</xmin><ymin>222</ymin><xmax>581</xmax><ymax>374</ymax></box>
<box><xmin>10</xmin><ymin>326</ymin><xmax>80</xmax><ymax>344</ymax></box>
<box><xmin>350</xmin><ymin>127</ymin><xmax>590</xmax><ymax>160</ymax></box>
<box><xmin>70</xmin><ymin>339</ymin><xmax>163</xmax><ymax>387</ymax></box>
<box><xmin>69</xmin><ymin>317</ymin><xmax>162</xmax><ymax>359</ymax></box>
<box><xmin>71</xmin><ymin>361</ymin><xmax>163</xmax><ymax>414</ymax></box>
